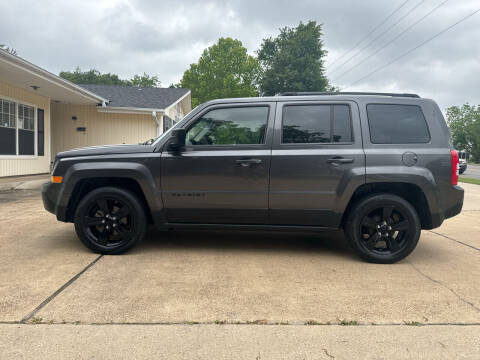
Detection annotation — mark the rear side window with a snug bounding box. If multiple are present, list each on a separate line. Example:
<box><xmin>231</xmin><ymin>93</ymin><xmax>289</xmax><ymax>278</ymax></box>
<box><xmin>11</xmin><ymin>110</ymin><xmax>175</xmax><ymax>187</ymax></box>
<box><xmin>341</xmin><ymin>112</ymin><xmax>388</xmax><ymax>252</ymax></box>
<box><xmin>282</xmin><ymin>104</ymin><xmax>352</xmax><ymax>144</ymax></box>
<box><xmin>367</xmin><ymin>104</ymin><xmax>430</xmax><ymax>144</ymax></box>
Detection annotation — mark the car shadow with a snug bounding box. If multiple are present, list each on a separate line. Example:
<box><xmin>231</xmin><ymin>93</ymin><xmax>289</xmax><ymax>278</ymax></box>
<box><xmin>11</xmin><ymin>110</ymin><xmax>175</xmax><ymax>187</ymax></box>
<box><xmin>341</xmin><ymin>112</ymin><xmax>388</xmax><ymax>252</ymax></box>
<box><xmin>134</xmin><ymin>226</ymin><xmax>356</xmax><ymax>260</ymax></box>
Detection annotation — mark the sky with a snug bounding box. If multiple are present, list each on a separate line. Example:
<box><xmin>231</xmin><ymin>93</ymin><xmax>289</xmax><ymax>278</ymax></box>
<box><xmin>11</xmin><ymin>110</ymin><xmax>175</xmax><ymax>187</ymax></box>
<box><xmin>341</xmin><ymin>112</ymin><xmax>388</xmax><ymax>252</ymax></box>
<box><xmin>1</xmin><ymin>0</ymin><xmax>479</xmax><ymax>111</ymax></box>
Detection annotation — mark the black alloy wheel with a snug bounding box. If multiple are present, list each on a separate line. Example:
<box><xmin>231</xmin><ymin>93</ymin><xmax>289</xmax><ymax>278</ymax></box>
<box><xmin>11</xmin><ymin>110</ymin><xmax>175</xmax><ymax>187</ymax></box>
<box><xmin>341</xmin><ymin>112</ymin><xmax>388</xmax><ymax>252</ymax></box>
<box><xmin>345</xmin><ymin>194</ymin><xmax>421</xmax><ymax>263</ymax></box>
<box><xmin>74</xmin><ymin>187</ymin><xmax>147</xmax><ymax>254</ymax></box>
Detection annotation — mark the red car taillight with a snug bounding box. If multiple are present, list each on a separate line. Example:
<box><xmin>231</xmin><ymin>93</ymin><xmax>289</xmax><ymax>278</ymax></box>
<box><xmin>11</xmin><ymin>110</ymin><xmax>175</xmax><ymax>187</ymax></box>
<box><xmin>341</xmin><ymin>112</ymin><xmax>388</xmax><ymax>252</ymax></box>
<box><xmin>451</xmin><ymin>150</ymin><xmax>459</xmax><ymax>185</ymax></box>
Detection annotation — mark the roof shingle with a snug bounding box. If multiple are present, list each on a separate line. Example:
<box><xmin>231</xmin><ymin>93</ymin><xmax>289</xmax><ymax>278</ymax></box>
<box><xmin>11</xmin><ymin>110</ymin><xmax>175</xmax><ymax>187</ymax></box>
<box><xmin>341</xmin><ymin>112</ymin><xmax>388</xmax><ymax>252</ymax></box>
<box><xmin>78</xmin><ymin>84</ymin><xmax>189</xmax><ymax>109</ymax></box>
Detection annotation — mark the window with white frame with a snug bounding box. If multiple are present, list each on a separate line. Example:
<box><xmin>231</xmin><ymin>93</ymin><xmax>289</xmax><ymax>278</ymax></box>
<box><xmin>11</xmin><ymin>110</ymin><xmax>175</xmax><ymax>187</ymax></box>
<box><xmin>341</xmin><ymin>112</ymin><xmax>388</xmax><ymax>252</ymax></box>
<box><xmin>18</xmin><ymin>104</ymin><xmax>35</xmax><ymax>131</ymax></box>
<box><xmin>0</xmin><ymin>97</ymin><xmax>43</xmax><ymax>156</ymax></box>
<box><xmin>0</xmin><ymin>99</ymin><xmax>16</xmax><ymax>128</ymax></box>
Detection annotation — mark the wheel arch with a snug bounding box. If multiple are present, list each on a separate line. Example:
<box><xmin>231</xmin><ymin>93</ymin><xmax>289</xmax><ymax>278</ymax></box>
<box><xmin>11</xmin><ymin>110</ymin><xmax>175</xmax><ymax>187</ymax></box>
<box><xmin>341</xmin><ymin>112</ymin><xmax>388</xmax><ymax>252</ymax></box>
<box><xmin>341</xmin><ymin>182</ymin><xmax>433</xmax><ymax>229</ymax></box>
<box><xmin>56</xmin><ymin>162</ymin><xmax>164</xmax><ymax>227</ymax></box>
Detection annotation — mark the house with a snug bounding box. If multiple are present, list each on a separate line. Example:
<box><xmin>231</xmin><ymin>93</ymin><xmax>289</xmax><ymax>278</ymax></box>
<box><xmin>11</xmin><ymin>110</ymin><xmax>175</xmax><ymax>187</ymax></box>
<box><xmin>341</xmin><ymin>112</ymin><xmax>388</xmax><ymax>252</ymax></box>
<box><xmin>0</xmin><ymin>49</ymin><xmax>191</xmax><ymax>177</ymax></box>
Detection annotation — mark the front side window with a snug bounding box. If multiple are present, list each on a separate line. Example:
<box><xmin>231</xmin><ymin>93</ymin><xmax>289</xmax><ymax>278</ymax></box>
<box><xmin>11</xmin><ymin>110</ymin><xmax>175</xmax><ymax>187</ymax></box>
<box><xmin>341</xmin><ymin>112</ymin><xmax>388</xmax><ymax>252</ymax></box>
<box><xmin>367</xmin><ymin>104</ymin><xmax>430</xmax><ymax>144</ymax></box>
<box><xmin>186</xmin><ymin>106</ymin><xmax>268</xmax><ymax>146</ymax></box>
<box><xmin>282</xmin><ymin>104</ymin><xmax>352</xmax><ymax>144</ymax></box>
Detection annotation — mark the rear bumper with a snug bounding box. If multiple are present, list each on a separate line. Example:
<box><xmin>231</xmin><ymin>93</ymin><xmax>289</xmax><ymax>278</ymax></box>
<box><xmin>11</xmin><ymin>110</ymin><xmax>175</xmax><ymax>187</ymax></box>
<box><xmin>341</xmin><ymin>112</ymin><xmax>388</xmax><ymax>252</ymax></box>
<box><xmin>430</xmin><ymin>185</ymin><xmax>464</xmax><ymax>228</ymax></box>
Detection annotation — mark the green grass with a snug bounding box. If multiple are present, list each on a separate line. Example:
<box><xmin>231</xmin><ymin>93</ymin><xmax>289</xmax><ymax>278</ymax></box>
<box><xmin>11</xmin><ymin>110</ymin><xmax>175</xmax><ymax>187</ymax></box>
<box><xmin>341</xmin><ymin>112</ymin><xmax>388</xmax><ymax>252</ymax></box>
<box><xmin>459</xmin><ymin>177</ymin><xmax>480</xmax><ymax>185</ymax></box>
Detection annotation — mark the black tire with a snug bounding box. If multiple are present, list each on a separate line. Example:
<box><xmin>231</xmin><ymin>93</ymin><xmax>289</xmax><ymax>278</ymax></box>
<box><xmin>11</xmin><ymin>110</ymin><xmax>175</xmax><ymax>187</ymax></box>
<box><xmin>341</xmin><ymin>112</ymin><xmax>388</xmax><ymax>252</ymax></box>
<box><xmin>459</xmin><ymin>168</ymin><xmax>465</xmax><ymax>174</ymax></box>
<box><xmin>345</xmin><ymin>194</ymin><xmax>421</xmax><ymax>264</ymax></box>
<box><xmin>74</xmin><ymin>186</ymin><xmax>147</xmax><ymax>254</ymax></box>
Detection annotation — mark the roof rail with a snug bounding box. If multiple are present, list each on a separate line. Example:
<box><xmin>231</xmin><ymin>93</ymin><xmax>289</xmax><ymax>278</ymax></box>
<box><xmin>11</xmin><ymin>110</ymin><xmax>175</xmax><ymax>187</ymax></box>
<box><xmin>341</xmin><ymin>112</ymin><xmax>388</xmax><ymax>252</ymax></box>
<box><xmin>277</xmin><ymin>91</ymin><xmax>420</xmax><ymax>98</ymax></box>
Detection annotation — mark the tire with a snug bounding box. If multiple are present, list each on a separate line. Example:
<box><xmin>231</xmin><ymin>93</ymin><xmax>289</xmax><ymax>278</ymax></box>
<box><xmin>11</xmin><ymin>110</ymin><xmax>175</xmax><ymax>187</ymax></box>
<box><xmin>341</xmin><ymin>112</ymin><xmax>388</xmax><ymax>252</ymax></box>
<box><xmin>74</xmin><ymin>186</ymin><xmax>147</xmax><ymax>254</ymax></box>
<box><xmin>459</xmin><ymin>168</ymin><xmax>465</xmax><ymax>174</ymax></box>
<box><xmin>345</xmin><ymin>194</ymin><xmax>421</xmax><ymax>264</ymax></box>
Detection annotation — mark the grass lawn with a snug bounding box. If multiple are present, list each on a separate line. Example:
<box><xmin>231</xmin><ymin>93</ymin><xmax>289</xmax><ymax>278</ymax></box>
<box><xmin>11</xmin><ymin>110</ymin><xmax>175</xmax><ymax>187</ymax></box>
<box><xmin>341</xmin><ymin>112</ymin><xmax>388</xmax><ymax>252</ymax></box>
<box><xmin>459</xmin><ymin>177</ymin><xmax>480</xmax><ymax>185</ymax></box>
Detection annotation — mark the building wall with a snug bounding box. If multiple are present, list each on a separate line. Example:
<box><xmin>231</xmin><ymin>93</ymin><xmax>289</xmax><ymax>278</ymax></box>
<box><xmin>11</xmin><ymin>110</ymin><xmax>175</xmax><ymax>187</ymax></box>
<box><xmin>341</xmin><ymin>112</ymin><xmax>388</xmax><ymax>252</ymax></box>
<box><xmin>0</xmin><ymin>81</ymin><xmax>51</xmax><ymax>177</ymax></box>
<box><xmin>51</xmin><ymin>103</ymin><xmax>157</xmax><ymax>155</ymax></box>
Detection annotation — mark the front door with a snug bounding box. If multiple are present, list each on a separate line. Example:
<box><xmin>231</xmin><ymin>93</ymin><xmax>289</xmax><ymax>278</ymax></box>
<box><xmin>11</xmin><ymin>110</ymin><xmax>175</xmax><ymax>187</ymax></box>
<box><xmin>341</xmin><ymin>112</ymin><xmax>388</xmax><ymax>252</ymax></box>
<box><xmin>161</xmin><ymin>103</ymin><xmax>275</xmax><ymax>224</ymax></box>
<box><xmin>269</xmin><ymin>100</ymin><xmax>365</xmax><ymax>227</ymax></box>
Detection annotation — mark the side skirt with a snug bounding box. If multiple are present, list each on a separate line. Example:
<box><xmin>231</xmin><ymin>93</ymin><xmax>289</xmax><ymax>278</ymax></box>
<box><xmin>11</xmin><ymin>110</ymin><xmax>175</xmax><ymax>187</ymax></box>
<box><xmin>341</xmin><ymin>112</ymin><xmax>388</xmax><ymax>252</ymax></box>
<box><xmin>162</xmin><ymin>223</ymin><xmax>339</xmax><ymax>232</ymax></box>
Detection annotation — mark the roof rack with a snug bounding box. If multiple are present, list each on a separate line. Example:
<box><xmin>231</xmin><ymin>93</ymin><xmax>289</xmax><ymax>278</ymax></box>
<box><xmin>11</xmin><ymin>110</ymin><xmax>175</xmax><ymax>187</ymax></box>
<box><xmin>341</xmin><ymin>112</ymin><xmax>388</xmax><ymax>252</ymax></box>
<box><xmin>277</xmin><ymin>92</ymin><xmax>420</xmax><ymax>98</ymax></box>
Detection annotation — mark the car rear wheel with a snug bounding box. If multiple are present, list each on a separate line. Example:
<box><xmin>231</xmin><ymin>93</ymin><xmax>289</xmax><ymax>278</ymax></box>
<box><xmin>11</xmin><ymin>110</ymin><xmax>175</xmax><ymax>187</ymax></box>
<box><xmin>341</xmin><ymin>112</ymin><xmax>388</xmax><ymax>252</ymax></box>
<box><xmin>345</xmin><ymin>194</ymin><xmax>421</xmax><ymax>264</ymax></box>
<box><xmin>74</xmin><ymin>187</ymin><xmax>147</xmax><ymax>254</ymax></box>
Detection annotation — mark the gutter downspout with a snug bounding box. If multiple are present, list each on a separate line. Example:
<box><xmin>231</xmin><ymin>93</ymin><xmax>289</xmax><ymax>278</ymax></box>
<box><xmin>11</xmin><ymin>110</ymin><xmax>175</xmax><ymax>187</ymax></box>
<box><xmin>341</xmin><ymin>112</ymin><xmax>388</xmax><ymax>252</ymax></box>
<box><xmin>153</xmin><ymin>111</ymin><xmax>162</xmax><ymax>137</ymax></box>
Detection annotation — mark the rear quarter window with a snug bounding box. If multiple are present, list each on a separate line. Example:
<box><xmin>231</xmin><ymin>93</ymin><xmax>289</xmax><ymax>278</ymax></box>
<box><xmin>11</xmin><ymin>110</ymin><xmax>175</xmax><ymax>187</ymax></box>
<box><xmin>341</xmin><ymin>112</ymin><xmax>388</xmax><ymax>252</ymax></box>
<box><xmin>366</xmin><ymin>104</ymin><xmax>430</xmax><ymax>144</ymax></box>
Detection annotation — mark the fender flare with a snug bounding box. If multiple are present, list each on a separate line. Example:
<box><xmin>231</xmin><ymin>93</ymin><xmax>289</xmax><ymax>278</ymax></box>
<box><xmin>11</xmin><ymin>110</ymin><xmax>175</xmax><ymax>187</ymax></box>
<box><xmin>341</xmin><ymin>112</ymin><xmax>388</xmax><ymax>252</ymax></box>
<box><xmin>55</xmin><ymin>162</ymin><xmax>164</xmax><ymax>225</ymax></box>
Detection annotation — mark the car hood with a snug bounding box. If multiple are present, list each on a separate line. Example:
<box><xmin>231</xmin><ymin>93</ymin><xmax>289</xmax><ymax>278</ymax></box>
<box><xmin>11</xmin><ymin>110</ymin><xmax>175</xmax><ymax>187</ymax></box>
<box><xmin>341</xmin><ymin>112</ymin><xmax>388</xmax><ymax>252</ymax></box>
<box><xmin>56</xmin><ymin>144</ymin><xmax>154</xmax><ymax>159</ymax></box>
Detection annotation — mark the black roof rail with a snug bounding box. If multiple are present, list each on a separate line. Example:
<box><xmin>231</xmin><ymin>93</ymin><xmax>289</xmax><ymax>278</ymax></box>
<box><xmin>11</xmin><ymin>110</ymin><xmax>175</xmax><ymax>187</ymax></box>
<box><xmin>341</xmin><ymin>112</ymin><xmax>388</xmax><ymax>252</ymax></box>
<box><xmin>277</xmin><ymin>91</ymin><xmax>420</xmax><ymax>98</ymax></box>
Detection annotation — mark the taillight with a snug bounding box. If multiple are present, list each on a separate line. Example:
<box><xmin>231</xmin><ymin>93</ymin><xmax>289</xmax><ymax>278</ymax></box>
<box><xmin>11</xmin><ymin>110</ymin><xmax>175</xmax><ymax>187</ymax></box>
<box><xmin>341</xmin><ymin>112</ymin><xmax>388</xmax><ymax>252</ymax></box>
<box><xmin>451</xmin><ymin>150</ymin><xmax>459</xmax><ymax>185</ymax></box>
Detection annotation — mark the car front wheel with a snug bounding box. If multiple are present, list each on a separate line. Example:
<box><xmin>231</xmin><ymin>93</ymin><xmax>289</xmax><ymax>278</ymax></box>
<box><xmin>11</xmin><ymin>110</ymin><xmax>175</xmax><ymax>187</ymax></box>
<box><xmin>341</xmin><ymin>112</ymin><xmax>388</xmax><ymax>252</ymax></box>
<box><xmin>74</xmin><ymin>187</ymin><xmax>147</xmax><ymax>254</ymax></box>
<box><xmin>345</xmin><ymin>194</ymin><xmax>421</xmax><ymax>264</ymax></box>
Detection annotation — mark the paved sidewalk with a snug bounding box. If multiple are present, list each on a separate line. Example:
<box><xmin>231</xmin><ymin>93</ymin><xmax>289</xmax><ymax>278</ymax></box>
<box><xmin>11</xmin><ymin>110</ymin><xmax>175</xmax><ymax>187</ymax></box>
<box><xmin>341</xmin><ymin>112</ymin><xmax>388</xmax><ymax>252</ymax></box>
<box><xmin>1</xmin><ymin>324</ymin><xmax>479</xmax><ymax>359</ymax></box>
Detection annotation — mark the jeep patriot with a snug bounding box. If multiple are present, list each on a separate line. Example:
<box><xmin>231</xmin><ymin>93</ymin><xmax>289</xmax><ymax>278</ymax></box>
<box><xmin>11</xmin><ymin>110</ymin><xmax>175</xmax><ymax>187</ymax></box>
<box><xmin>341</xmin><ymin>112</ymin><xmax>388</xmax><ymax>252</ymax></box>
<box><xmin>43</xmin><ymin>92</ymin><xmax>464</xmax><ymax>263</ymax></box>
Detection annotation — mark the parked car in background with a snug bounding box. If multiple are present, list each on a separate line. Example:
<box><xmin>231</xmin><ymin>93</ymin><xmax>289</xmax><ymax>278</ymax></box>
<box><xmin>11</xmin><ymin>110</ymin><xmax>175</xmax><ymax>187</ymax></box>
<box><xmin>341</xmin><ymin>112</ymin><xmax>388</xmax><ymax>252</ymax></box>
<box><xmin>458</xmin><ymin>150</ymin><xmax>468</xmax><ymax>174</ymax></box>
<box><xmin>43</xmin><ymin>92</ymin><xmax>464</xmax><ymax>264</ymax></box>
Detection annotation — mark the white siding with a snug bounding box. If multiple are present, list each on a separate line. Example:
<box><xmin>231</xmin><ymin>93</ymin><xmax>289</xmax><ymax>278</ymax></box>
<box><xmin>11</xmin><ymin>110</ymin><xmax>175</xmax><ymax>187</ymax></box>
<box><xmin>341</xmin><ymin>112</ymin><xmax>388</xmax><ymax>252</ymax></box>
<box><xmin>51</xmin><ymin>103</ymin><xmax>157</xmax><ymax>155</ymax></box>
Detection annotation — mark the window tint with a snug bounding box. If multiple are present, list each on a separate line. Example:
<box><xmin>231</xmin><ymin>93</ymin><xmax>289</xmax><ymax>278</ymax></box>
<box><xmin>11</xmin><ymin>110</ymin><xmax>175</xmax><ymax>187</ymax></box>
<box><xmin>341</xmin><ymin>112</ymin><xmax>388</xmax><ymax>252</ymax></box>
<box><xmin>367</xmin><ymin>104</ymin><xmax>430</xmax><ymax>144</ymax></box>
<box><xmin>333</xmin><ymin>105</ymin><xmax>352</xmax><ymax>142</ymax></box>
<box><xmin>186</xmin><ymin>107</ymin><xmax>268</xmax><ymax>145</ymax></box>
<box><xmin>282</xmin><ymin>104</ymin><xmax>352</xmax><ymax>144</ymax></box>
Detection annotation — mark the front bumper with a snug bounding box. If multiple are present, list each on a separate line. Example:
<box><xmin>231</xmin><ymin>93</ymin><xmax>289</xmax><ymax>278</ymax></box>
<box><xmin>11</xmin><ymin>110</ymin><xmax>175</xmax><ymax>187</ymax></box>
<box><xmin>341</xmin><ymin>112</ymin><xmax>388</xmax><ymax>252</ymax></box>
<box><xmin>42</xmin><ymin>182</ymin><xmax>58</xmax><ymax>215</ymax></box>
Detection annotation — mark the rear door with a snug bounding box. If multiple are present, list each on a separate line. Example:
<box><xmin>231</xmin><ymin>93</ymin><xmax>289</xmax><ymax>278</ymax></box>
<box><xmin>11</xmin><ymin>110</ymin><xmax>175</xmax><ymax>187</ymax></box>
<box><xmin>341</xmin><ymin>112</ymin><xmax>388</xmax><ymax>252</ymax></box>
<box><xmin>269</xmin><ymin>100</ymin><xmax>365</xmax><ymax>227</ymax></box>
<box><xmin>161</xmin><ymin>102</ymin><xmax>275</xmax><ymax>224</ymax></box>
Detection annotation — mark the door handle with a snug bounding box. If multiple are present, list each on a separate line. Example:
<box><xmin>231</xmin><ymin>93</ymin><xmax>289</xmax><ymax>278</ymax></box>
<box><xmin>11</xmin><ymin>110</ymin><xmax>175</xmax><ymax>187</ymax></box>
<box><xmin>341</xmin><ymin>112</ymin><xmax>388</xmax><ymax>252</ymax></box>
<box><xmin>236</xmin><ymin>158</ymin><xmax>263</xmax><ymax>167</ymax></box>
<box><xmin>326</xmin><ymin>157</ymin><xmax>354</xmax><ymax>164</ymax></box>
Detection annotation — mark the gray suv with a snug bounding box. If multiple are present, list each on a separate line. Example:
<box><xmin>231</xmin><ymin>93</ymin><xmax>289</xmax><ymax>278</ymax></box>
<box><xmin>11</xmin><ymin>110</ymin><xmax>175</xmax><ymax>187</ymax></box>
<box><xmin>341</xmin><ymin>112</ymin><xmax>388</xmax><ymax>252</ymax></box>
<box><xmin>43</xmin><ymin>92</ymin><xmax>464</xmax><ymax>263</ymax></box>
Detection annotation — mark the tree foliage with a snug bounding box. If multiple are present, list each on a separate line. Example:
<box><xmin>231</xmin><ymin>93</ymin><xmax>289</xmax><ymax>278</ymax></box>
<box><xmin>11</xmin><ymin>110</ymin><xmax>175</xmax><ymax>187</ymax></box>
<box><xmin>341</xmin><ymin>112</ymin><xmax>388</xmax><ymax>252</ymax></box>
<box><xmin>257</xmin><ymin>21</ymin><xmax>330</xmax><ymax>96</ymax></box>
<box><xmin>129</xmin><ymin>72</ymin><xmax>160</xmax><ymax>87</ymax></box>
<box><xmin>59</xmin><ymin>67</ymin><xmax>160</xmax><ymax>87</ymax></box>
<box><xmin>179</xmin><ymin>37</ymin><xmax>260</xmax><ymax>107</ymax></box>
<box><xmin>446</xmin><ymin>103</ymin><xmax>480</xmax><ymax>162</ymax></box>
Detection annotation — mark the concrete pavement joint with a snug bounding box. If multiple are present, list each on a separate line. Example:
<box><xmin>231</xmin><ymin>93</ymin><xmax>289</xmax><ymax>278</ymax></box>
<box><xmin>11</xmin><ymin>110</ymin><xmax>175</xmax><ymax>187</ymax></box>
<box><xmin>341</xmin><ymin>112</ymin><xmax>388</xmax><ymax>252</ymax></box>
<box><xmin>428</xmin><ymin>230</ymin><xmax>480</xmax><ymax>252</ymax></box>
<box><xmin>407</xmin><ymin>261</ymin><xmax>480</xmax><ymax>313</ymax></box>
<box><xmin>4</xmin><ymin>321</ymin><xmax>480</xmax><ymax>326</ymax></box>
<box><xmin>19</xmin><ymin>255</ymin><xmax>104</xmax><ymax>324</ymax></box>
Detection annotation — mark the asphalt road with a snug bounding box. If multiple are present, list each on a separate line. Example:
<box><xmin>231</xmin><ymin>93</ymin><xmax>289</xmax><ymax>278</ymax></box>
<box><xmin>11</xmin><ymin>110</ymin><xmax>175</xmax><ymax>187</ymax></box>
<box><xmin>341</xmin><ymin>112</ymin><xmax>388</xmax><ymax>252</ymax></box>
<box><xmin>1</xmin><ymin>184</ymin><xmax>479</xmax><ymax>359</ymax></box>
<box><xmin>461</xmin><ymin>163</ymin><xmax>480</xmax><ymax>180</ymax></box>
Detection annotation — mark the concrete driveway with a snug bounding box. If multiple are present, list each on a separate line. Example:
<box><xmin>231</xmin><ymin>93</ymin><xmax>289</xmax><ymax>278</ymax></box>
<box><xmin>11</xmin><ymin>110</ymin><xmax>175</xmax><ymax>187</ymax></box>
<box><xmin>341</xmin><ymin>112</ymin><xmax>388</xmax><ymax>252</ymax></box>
<box><xmin>1</xmin><ymin>184</ymin><xmax>479</xmax><ymax>359</ymax></box>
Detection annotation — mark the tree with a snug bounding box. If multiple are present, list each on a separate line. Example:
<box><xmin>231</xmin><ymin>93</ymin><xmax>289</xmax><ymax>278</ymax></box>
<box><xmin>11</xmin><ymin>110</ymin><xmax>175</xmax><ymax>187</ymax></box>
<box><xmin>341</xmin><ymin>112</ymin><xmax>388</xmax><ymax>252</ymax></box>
<box><xmin>446</xmin><ymin>103</ymin><xmax>480</xmax><ymax>162</ymax></box>
<box><xmin>179</xmin><ymin>37</ymin><xmax>260</xmax><ymax>107</ymax></box>
<box><xmin>130</xmin><ymin>72</ymin><xmax>160</xmax><ymax>87</ymax></box>
<box><xmin>257</xmin><ymin>21</ymin><xmax>330</xmax><ymax>96</ymax></box>
<box><xmin>59</xmin><ymin>67</ymin><xmax>160</xmax><ymax>87</ymax></box>
<box><xmin>0</xmin><ymin>44</ymin><xmax>17</xmax><ymax>55</ymax></box>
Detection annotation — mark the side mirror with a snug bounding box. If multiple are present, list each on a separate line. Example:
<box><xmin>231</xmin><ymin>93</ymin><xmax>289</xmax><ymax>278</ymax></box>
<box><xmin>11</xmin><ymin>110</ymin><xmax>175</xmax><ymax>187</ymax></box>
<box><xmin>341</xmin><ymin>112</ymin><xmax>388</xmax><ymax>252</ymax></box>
<box><xmin>167</xmin><ymin>128</ymin><xmax>186</xmax><ymax>151</ymax></box>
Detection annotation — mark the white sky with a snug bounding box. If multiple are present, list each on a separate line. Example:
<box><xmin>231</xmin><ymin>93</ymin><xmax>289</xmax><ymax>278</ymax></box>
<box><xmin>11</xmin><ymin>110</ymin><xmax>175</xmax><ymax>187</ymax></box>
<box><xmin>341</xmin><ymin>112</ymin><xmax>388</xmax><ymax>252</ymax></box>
<box><xmin>1</xmin><ymin>0</ymin><xmax>479</xmax><ymax>111</ymax></box>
